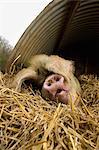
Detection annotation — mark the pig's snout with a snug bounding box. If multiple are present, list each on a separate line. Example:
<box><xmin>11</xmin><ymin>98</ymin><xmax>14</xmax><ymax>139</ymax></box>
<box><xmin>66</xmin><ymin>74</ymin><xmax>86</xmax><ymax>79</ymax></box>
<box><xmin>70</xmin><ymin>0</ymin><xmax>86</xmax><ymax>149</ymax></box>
<box><xmin>41</xmin><ymin>74</ymin><xmax>69</xmax><ymax>104</ymax></box>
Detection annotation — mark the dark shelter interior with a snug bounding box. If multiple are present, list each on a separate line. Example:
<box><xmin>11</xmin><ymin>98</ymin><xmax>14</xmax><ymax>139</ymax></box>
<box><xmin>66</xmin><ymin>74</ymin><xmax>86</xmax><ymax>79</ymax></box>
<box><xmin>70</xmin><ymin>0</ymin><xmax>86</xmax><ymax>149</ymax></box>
<box><xmin>55</xmin><ymin>34</ymin><xmax>99</xmax><ymax>76</ymax></box>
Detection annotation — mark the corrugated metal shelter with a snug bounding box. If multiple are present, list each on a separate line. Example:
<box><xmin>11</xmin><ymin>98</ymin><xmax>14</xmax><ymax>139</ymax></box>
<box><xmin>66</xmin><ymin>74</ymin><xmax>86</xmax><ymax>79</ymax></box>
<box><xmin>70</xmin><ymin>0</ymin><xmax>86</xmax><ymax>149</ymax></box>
<box><xmin>6</xmin><ymin>0</ymin><xmax>99</xmax><ymax>75</ymax></box>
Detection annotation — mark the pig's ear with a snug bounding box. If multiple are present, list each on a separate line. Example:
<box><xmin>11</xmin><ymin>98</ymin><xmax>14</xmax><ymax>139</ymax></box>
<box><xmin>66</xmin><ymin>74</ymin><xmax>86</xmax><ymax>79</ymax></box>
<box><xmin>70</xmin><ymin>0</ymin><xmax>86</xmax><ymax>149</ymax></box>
<box><xmin>69</xmin><ymin>60</ymin><xmax>75</xmax><ymax>73</ymax></box>
<box><xmin>65</xmin><ymin>60</ymin><xmax>75</xmax><ymax>74</ymax></box>
<box><xmin>63</xmin><ymin>60</ymin><xmax>75</xmax><ymax>82</ymax></box>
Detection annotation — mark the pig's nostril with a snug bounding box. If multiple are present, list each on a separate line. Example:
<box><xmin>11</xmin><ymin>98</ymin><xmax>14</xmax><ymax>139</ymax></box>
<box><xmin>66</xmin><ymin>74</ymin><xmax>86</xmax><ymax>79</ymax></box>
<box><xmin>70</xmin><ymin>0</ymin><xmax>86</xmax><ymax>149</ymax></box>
<box><xmin>54</xmin><ymin>77</ymin><xmax>60</xmax><ymax>81</ymax></box>
<box><xmin>57</xmin><ymin>89</ymin><xmax>62</xmax><ymax>94</ymax></box>
<box><xmin>56</xmin><ymin>78</ymin><xmax>60</xmax><ymax>81</ymax></box>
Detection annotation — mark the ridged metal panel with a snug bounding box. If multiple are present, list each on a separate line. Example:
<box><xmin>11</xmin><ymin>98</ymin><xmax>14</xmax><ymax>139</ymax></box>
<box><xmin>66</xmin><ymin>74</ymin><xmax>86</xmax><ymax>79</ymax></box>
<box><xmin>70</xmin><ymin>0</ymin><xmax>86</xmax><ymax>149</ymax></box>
<box><xmin>6</xmin><ymin>0</ymin><xmax>78</xmax><ymax>69</ymax></box>
<box><xmin>59</xmin><ymin>0</ymin><xmax>99</xmax><ymax>49</ymax></box>
<box><xmin>6</xmin><ymin>0</ymin><xmax>99</xmax><ymax>70</ymax></box>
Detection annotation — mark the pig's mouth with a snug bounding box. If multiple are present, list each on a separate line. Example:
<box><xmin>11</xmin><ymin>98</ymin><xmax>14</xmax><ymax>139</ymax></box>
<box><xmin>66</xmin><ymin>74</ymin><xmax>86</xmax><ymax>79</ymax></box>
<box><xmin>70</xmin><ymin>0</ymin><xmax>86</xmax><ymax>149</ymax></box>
<box><xmin>56</xmin><ymin>87</ymin><xmax>69</xmax><ymax>95</ymax></box>
<box><xmin>56</xmin><ymin>88</ymin><xmax>67</xmax><ymax>95</ymax></box>
<box><xmin>54</xmin><ymin>88</ymin><xmax>69</xmax><ymax>104</ymax></box>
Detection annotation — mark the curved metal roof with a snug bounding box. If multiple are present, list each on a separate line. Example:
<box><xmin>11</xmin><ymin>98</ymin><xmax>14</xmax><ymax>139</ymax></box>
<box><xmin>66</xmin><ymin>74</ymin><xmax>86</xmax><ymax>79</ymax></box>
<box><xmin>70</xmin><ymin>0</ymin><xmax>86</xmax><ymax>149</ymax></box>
<box><xmin>6</xmin><ymin>0</ymin><xmax>99</xmax><ymax>71</ymax></box>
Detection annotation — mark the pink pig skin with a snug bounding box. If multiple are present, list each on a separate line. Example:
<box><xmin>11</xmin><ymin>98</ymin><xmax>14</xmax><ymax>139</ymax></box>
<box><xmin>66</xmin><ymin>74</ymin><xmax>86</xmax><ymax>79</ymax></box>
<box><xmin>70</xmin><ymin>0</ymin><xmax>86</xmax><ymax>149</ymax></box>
<box><xmin>42</xmin><ymin>74</ymin><xmax>70</xmax><ymax>104</ymax></box>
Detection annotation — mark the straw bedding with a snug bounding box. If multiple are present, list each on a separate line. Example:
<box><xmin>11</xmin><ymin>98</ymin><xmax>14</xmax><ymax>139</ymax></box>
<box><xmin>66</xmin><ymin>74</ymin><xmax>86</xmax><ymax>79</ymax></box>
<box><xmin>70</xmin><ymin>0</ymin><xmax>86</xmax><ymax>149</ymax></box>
<box><xmin>0</xmin><ymin>72</ymin><xmax>99</xmax><ymax>150</ymax></box>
